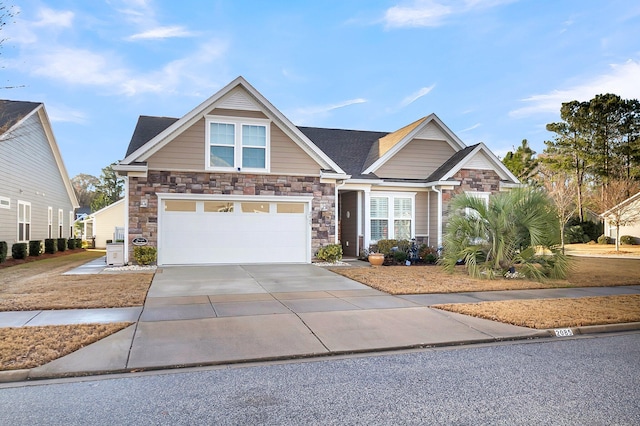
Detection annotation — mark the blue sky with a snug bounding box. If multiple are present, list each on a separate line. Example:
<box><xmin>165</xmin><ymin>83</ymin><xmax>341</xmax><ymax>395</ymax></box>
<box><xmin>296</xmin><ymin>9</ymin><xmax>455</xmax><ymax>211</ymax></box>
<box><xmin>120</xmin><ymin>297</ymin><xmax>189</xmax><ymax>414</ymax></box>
<box><xmin>2</xmin><ymin>0</ymin><xmax>640</xmax><ymax>178</ymax></box>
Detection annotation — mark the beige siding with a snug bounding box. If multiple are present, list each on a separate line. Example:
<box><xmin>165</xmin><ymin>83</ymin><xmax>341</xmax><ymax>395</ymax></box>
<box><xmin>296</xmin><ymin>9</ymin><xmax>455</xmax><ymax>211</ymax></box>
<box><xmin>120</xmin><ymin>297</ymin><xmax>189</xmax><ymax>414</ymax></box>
<box><xmin>415</xmin><ymin>191</ymin><xmax>428</xmax><ymax>237</ymax></box>
<box><xmin>428</xmin><ymin>191</ymin><xmax>438</xmax><ymax>246</ymax></box>
<box><xmin>147</xmin><ymin>117</ymin><xmax>206</xmax><ymax>170</ymax></box>
<box><xmin>376</xmin><ymin>139</ymin><xmax>456</xmax><ymax>179</ymax></box>
<box><xmin>147</xmin><ymin>112</ymin><xmax>320</xmax><ymax>175</ymax></box>
<box><xmin>271</xmin><ymin>124</ymin><xmax>321</xmax><ymax>174</ymax></box>
<box><xmin>92</xmin><ymin>201</ymin><xmax>125</xmax><ymax>249</ymax></box>
<box><xmin>206</xmin><ymin>108</ymin><xmax>268</xmax><ymax>119</ymax></box>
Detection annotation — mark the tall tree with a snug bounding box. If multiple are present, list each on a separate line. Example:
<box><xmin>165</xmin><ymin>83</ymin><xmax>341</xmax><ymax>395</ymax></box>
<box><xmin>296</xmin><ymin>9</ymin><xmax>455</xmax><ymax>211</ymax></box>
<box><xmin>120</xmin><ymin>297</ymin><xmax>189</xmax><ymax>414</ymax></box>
<box><xmin>502</xmin><ymin>139</ymin><xmax>539</xmax><ymax>184</ymax></box>
<box><xmin>617</xmin><ymin>99</ymin><xmax>640</xmax><ymax>182</ymax></box>
<box><xmin>91</xmin><ymin>163</ymin><xmax>124</xmax><ymax>212</ymax></box>
<box><xmin>71</xmin><ymin>174</ymin><xmax>100</xmax><ymax>208</ymax></box>
<box><xmin>544</xmin><ymin>100</ymin><xmax>591</xmax><ymax>220</ymax></box>
<box><xmin>540</xmin><ymin>167</ymin><xmax>577</xmax><ymax>254</ymax></box>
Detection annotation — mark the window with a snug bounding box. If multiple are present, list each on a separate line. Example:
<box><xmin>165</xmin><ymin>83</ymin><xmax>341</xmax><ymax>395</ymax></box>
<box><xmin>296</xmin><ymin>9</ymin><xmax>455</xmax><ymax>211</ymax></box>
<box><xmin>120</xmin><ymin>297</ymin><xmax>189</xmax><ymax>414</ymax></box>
<box><xmin>58</xmin><ymin>209</ymin><xmax>64</xmax><ymax>238</ymax></box>
<box><xmin>204</xmin><ymin>201</ymin><xmax>234</xmax><ymax>213</ymax></box>
<box><xmin>0</xmin><ymin>196</ymin><xmax>9</xmax><ymax>209</ymax></box>
<box><xmin>48</xmin><ymin>207</ymin><xmax>53</xmax><ymax>238</ymax></box>
<box><xmin>370</xmin><ymin>194</ymin><xmax>414</xmax><ymax>242</ymax></box>
<box><xmin>17</xmin><ymin>201</ymin><xmax>31</xmax><ymax>242</ymax></box>
<box><xmin>69</xmin><ymin>211</ymin><xmax>74</xmax><ymax>238</ymax></box>
<box><xmin>241</xmin><ymin>202</ymin><xmax>269</xmax><ymax>213</ymax></box>
<box><xmin>164</xmin><ymin>200</ymin><xmax>197</xmax><ymax>212</ymax></box>
<box><xmin>464</xmin><ymin>191</ymin><xmax>490</xmax><ymax>218</ymax></box>
<box><xmin>207</xmin><ymin>117</ymin><xmax>269</xmax><ymax>171</ymax></box>
<box><xmin>277</xmin><ymin>203</ymin><xmax>305</xmax><ymax>214</ymax></box>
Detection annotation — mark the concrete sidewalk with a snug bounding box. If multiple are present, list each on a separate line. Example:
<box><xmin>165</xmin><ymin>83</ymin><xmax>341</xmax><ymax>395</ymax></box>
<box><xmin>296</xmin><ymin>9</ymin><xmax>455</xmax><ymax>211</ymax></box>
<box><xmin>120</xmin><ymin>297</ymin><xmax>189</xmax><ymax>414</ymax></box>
<box><xmin>3</xmin><ymin>264</ymin><xmax>640</xmax><ymax>382</ymax></box>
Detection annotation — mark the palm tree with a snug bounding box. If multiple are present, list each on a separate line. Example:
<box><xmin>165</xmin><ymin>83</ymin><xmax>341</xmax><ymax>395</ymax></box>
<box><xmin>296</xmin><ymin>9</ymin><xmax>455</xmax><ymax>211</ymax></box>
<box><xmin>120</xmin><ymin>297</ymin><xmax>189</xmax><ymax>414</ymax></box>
<box><xmin>441</xmin><ymin>187</ymin><xmax>570</xmax><ymax>281</ymax></box>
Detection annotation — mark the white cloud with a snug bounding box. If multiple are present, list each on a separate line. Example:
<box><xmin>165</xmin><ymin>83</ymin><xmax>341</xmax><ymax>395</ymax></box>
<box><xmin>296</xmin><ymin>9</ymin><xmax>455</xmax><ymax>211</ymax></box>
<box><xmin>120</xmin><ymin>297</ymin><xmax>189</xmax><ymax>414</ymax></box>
<box><xmin>34</xmin><ymin>7</ymin><xmax>74</xmax><ymax>27</ymax></box>
<box><xmin>47</xmin><ymin>104</ymin><xmax>87</xmax><ymax>124</ymax></box>
<box><xmin>127</xmin><ymin>25</ymin><xmax>196</xmax><ymax>40</ymax></box>
<box><xmin>509</xmin><ymin>59</ymin><xmax>640</xmax><ymax>118</ymax></box>
<box><xmin>288</xmin><ymin>98</ymin><xmax>368</xmax><ymax>125</ymax></box>
<box><xmin>458</xmin><ymin>123</ymin><xmax>481</xmax><ymax>132</ymax></box>
<box><xmin>400</xmin><ymin>85</ymin><xmax>436</xmax><ymax>107</ymax></box>
<box><xmin>383</xmin><ymin>0</ymin><xmax>516</xmax><ymax>28</ymax></box>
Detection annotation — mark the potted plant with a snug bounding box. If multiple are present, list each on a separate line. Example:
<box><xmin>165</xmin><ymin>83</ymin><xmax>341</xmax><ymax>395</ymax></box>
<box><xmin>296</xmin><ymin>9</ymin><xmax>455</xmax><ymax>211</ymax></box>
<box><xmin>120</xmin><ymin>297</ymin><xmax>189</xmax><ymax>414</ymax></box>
<box><xmin>367</xmin><ymin>245</ymin><xmax>384</xmax><ymax>266</ymax></box>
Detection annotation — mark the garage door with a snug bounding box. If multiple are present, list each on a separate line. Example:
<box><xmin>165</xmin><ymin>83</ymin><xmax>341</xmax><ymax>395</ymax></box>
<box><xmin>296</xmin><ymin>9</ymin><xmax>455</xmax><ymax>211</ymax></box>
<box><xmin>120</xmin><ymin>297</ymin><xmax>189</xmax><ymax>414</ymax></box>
<box><xmin>158</xmin><ymin>198</ymin><xmax>310</xmax><ymax>265</ymax></box>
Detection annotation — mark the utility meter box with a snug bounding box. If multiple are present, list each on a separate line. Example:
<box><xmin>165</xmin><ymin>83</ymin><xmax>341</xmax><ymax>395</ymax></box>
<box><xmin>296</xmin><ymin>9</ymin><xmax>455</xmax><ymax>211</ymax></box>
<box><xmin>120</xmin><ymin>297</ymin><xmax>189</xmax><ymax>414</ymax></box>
<box><xmin>106</xmin><ymin>243</ymin><xmax>124</xmax><ymax>266</ymax></box>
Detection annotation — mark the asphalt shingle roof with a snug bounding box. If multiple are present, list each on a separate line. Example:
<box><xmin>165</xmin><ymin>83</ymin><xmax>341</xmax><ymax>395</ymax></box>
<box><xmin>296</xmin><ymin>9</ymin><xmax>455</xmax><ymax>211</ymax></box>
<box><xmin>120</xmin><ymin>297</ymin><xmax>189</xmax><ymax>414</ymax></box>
<box><xmin>0</xmin><ymin>100</ymin><xmax>41</xmax><ymax>135</ymax></box>
<box><xmin>125</xmin><ymin>115</ymin><xmax>179</xmax><ymax>157</ymax></box>
<box><xmin>426</xmin><ymin>144</ymin><xmax>479</xmax><ymax>182</ymax></box>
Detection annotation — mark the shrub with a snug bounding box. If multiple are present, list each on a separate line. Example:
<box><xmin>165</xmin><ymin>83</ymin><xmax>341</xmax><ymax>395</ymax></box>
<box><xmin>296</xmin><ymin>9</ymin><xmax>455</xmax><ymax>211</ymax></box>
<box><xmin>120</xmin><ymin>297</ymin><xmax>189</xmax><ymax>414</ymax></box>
<box><xmin>376</xmin><ymin>239</ymin><xmax>398</xmax><ymax>255</ymax></box>
<box><xmin>0</xmin><ymin>241</ymin><xmax>7</xmax><ymax>263</ymax></box>
<box><xmin>133</xmin><ymin>246</ymin><xmax>157</xmax><ymax>265</ymax></box>
<box><xmin>597</xmin><ymin>234</ymin><xmax>612</xmax><ymax>245</ymax></box>
<box><xmin>566</xmin><ymin>217</ymin><xmax>603</xmax><ymax>242</ymax></box>
<box><xmin>564</xmin><ymin>225</ymin><xmax>589</xmax><ymax>244</ymax></box>
<box><xmin>29</xmin><ymin>240</ymin><xmax>42</xmax><ymax>256</ymax></box>
<box><xmin>12</xmin><ymin>243</ymin><xmax>28</xmax><ymax>259</ymax></box>
<box><xmin>44</xmin><ymin>238</ymin><xmax>57</xmax><ymax>254</ymax></box>
<box><xmin>75</xmin><ymin>238</ymin><xmax>83</xmax><ymax>249</ymax></box>
<box><xmin>393</xmin><ymin>250</ymin><xmax>408</xmax><ymax>263</ymax></box>
<box><xmin>57</xmin><ymin>238</ymin><xmax>67</xmax><ymax>252</ymax></box>
<box><xmin>620</xmin><ymin>235</ymin><xmax>636</xmax><ymax>245</ymax></box>
<box><xmin>67</xmin><ymin>238</ymin><xmax>75</xmax><ymax>250</ymax></box>
<box><xmin>316</xmin><ymin>244</ymin><xmax>343</xmax><ymax>263</ymax></box>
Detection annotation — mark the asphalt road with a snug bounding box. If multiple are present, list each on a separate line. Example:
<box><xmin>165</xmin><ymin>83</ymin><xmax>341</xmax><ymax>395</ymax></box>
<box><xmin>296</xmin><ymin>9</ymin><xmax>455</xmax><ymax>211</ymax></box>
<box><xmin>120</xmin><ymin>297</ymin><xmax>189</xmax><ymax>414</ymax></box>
<box><xmin>1</xmin><ymin>333</ymin><xmax>639</xmax><ymax>425</ymax></box>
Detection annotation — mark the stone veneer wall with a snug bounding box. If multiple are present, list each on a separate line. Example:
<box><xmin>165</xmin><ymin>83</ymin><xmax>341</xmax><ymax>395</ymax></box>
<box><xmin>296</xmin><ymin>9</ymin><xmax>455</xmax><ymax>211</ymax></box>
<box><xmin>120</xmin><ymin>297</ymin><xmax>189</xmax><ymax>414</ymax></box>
<box><xmin>441</xmin><ymin>168</ymin><xmax>503</xmax><ymax>224</ymax></box>
<box><xmin>127</xmin><ymin>171</ymin><xmax>335</xmax><ymax>262</ymax></box>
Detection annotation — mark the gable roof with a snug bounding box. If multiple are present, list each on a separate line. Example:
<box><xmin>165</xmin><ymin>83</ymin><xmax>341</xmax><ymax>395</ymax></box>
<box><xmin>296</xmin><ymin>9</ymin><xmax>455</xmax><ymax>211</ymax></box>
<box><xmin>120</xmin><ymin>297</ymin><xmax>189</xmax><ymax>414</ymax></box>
<box><xmin>0</xmin><ymin>100</ymin><xmax>79</xmax><ymax>208</ymax></box>
<box><xmin>298</xmin><ymin>127</ymin><xmax>388</xmax><ymax>179</ymax></box>
<box><xmin>601</xmin><ymin>191</ymin><xmax>640</xmax><ymax>217</ymax></box>
<box><xmin>427</xmin><ymin>142</ymin><xmax>519</xmax><ymax>183</ymax></box>
<box><xmin>0</xmin><ymin>100</ymin><xmax>41</xmax><ymax>136</ymax></box>
<box><xmin>120</xmin><ymin>76</ymin><xmax>345</xmax><ymax>174</ymax></box>
<box><xmin>426</xmin><ymin>144</ymin><xmax>480</xmax><ymax>182</ymax></box>
<box><xmin>362</xmin><ymin>113</ymin><xmax>467</xmax><ymax>175</ymax></box>
<box><xmin>89</xmin><ymin>198</ymin><xmax>125</xmax><ymax>218</ymax></box>
<box><xmin>126</xmin><ymin>116</ymin><xmax>178</xmax><ymax>157</ymax></box>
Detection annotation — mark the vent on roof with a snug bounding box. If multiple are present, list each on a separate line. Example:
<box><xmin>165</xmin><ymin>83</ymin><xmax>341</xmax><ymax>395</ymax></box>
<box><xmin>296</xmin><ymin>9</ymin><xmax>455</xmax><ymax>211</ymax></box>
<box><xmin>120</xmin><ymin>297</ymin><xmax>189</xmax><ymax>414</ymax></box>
<box><xmin>218</xmin><ymin>89</ymin><xmax>261</xmax><ymax>111</ymax></box>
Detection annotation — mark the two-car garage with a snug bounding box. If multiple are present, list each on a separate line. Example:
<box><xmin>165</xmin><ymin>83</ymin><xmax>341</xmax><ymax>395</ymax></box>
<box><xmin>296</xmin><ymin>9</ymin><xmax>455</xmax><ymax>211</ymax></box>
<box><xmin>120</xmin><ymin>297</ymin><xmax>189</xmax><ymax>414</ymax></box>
<box><xmin>157</xmin><ymin>195</ymin><xmax>311</xmax><ymax>265</ymax></box>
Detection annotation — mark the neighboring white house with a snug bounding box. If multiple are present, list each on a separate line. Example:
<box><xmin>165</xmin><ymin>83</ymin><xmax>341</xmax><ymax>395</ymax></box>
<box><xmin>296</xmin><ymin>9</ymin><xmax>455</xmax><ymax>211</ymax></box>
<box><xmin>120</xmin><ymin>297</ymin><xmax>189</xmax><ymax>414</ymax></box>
<box><xmin>83</xmin><ymin>199</ymin><xmax>125</xmax><ymax>249</ymax></box>
<box><xmin>0</xmin><ymin>100</ymin><xmax>79</xmax><ymax>255</ymax></box>
<box><xmin>602</xmin><ymin>191</ymin><xmax>640</xmax><ymax>244</ymax></box>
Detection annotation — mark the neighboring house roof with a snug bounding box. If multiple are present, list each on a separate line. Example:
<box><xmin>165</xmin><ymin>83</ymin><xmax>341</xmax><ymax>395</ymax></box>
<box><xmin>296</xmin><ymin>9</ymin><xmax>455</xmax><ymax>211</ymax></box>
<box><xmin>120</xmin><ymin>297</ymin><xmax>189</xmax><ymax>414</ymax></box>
<box><xmin>89</xmin><ymin>198</ymin><xmax>125</xmax><ymax>218</ymax></box>
<box><xmin>0</xmin><ymin>100</ymin><xmax>41</xmax><ymax>134</ymax></box>
<box><xmin>0</xmin><ymin>100</ymin><xmax>80</xmax><ymax>208</ymax></box>
<box><xmin>120</xmin><ymin>76</ymin><xmax>345</xmax><ymax>174</ymax></box>
<box><xmin>601</xmin><ymin>191</ymin><xmax>640</xmax><ymax>217</ymax></box>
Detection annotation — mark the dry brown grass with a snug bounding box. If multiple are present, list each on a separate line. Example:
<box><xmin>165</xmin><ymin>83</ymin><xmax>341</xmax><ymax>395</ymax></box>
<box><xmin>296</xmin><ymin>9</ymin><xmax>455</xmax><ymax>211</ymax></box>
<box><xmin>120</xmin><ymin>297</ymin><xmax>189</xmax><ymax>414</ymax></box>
<box><xmin>0</xmin><ymin>251</ymin><xmax>154</xmax><ymax>311</ymax></box>
<box><xmin>434</xmin><ymin>295</ymin><xmax>640</xmax><ymax>329</ymax></box>
<box><xmin>330</xmin><ymin>257</ymin><xmax>640</xmax><ymax>294</ymax></box>
<box><xmin>565</xmin><ymin>243</ymin><xmax>640</xmax><ymax>256</ymax></box>
<box><xmin>0</xmin><ymin>323</ymin><xmax>132</xmax><ymax>370</ymax></box>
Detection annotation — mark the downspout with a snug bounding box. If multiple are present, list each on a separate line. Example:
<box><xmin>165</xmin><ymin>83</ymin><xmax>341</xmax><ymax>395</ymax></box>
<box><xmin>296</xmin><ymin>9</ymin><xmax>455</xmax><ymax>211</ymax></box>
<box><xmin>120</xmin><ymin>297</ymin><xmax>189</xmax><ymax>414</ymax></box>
<box><xmin>335</xmin><ymin>180</ymin><xmax>346</xmax><ymax>244</ymax></box>
<box><xmin>123</xmin><ymin>175</ymin><xmax>130</xmax><ymax>265</ymax></box>
<box><xmin>433</xmin><ymin>186</ymin><xmax>443</xmax><ymax>248</ymax></box>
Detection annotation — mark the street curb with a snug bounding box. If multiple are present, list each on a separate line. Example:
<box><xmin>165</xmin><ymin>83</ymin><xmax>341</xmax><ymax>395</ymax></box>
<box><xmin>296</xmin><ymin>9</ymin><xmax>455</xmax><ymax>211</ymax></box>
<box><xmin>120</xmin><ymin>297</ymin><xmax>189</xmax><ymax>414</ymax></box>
<box><xmin>0</xmin><ymin>369</ymin><xmax>29</xmax><ymax>383</ymax></box>
<box><xmin>574</xmin><ymin>322</ymin><xmax>640</xmax><ymax>335</ymax></box>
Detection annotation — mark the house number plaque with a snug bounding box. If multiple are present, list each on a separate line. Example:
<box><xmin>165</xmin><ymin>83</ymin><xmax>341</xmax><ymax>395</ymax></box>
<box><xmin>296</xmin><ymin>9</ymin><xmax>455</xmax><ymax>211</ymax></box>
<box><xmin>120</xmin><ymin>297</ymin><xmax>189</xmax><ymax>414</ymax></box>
<box><xmin>553</xmin><ymin>328</ymin><xmax>574</xmax><ymax>337</ymax></box>
<box><xmin>132</xmin><ymin>237</ymin><xmax>148</xmax><ymax>246</ymax></box>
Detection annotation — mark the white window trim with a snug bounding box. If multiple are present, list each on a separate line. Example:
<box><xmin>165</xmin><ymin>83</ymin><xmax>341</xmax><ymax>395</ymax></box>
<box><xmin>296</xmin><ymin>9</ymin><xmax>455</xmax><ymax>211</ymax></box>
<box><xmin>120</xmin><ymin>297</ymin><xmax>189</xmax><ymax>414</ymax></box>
<box><xmin>48</xmin><ymin>207</ymin><xmax>53</xmax><ymax>239</ymax></box>
<box><xmin>205</xmin><ymin>115</ymin><xmax>271</xmax><ymax>172</ymax></box>
<box><xmin>464</xmin><ymin>191</ymin><xmax>491</xmax><ymax>218</ymax></box>
<box><xmin>17</xmin><ymin>200</ymin><xmax>31</xmax><ymax>242</ymax></box>
<box><xmin>69</xmin><ymin>211</ymin><xmax>74</xmax><ymax>238</ymax></box>
<box><xmin>368</xmin><ymin>192</ymin><xmax>416</xmax><ymax>243</ymax></box>
<box><xmin>58</xmin><ymin>208</ymin><xmax>64</xmax><ymax>238</ymax></box>
<box><xmin>0</xmin><ymin>196</ymin><xmax>10</xmax><ymax>209</ymax></box>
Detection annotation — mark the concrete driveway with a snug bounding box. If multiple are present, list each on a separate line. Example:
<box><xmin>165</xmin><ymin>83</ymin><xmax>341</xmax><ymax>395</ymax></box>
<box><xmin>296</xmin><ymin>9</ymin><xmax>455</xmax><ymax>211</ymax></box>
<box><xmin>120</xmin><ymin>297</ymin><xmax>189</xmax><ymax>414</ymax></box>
<box><xmin>29</xmin><ymin>264</ymin><xmax>546</xmax><ymax>379</ymax></box>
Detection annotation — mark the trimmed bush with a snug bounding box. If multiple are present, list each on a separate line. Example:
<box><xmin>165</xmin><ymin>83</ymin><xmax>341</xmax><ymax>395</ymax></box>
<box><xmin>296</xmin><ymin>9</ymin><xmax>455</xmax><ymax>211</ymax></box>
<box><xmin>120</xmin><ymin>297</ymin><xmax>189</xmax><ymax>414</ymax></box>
<box><xmin>597</xmin><ymin>234</ymin><xmax>612</xmax><ymax>245</ymax></box>
<box><xmin>376</xmin><ymin>239</ymin><xmax>398</xmax><ymax>255</ymax></box>
<box><xmin>44</xmin><ymin>238</ymin><xmax>57</xmax><ymax>254</ymax></box>
<box><xmin>316</xmin><ymin>244</ymin><xmax>343</xmax><ymax>263</ymax></box>
<box><xmin>133</xmin><ymin>246</ymin><xmax>157</xmax><ymax>265</ymax></box>
<box><xmin>57</xmin><ymin>238</ymin><xmax>67</xmax><ymax>252</ymax></box>
<box><xmin>29</xmin><ymin>240</ymin><xmax>42</xmax><ymax>256</ymax></box>
<box><xmin>620</xmin><ymin>235</ymin><xmax>636</xmax><ymax>245</ymax></box>
<box><xmin>12</xmin><ymin>243</ymin><xmax>28</xmax><ymax>259</ymax></box>
<box><xmin>0</xmin><ymin>241</ymin><xmax>7</xmax><ymax>263</ymax></box>
<box><xmin>75</xmin><ymin>238</ymin><xmax>83</xmax><ymax>249</ymax></box>
<box><xmin>393</xmin><ymin>250</ymin><xmax>408</xmax><ymax>263</ymax></box>
<box><xmin>67</xmin><ymin>238</ymin><xmax>75</xmax><ymax>250</ymax></box>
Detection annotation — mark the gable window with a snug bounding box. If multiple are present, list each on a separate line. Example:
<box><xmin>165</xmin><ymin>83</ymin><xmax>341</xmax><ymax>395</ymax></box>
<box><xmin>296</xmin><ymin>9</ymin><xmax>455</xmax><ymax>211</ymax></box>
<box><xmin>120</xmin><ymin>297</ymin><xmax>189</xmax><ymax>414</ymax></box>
<box><xmin>48</xmin><ymin>207</ymin><xmax>53</xmax><ymax>238</ymax></box>
<box><xmin>207</xmin><ymin>117</ymin><xmax>269</xmax><ymax>171</ymax></box>
<box><xmin>58</xmin><ymin>209</ymin><xmax>64</xmax><ymax>238</ymax></box>
<box><xmin>370</xmin><ymin>194</ymin><xmax>415</xmax><ymax>242</ymax></box>
<box><xmin>17</xmin><ymin>201</ymin><xmax>31</xmax><ymax>242</ymax></box>
<box><xmin>0</xmin><ymin>196</ymin><xmax>9</xmax><ymax>209</ymax></box>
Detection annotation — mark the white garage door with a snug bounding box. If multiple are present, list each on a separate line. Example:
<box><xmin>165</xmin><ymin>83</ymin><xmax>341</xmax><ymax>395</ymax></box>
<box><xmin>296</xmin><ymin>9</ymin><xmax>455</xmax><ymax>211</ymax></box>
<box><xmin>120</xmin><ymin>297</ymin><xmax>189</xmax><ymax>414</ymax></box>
<box><xmin>158</xmin><ymin>198</ymin><xmax>310</xmax><ymax>265</ymax></box>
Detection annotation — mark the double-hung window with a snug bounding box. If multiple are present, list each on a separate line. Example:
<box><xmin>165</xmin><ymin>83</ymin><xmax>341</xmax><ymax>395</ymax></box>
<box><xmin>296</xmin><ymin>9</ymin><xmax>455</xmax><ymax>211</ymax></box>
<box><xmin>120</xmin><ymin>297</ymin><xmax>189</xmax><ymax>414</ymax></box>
<box><xmin>370</xmin><ymin>194</ymin><xmax>415</xmax><ymax>242</ymax></box>
<box><xmin>48</xmin><ymin>207</ymin><xmax>53</xmax><ymax>238</ymax></box>
<box><xmin>17</xmin><ymin>201</ymin><xmax>31</xmax><ymax>242</ymax></box>
<box><xmin>207</xmin><ymin>117</ymin><xmax>269</xmax><ymax>171</ymax></box>
<box><xmin>58</xmin><ymin>209</ymin><xmax>64</xmax><ymax>238</ymax></box>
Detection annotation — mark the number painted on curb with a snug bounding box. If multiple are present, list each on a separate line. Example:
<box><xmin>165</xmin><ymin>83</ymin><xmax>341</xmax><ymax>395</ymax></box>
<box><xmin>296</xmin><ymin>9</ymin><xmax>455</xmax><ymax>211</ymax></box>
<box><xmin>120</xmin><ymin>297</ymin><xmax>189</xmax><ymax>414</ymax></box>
<box><xmin>554</xmin><ymin>328</ymin><xmax>574</xmax><ymax>337</ymax></box>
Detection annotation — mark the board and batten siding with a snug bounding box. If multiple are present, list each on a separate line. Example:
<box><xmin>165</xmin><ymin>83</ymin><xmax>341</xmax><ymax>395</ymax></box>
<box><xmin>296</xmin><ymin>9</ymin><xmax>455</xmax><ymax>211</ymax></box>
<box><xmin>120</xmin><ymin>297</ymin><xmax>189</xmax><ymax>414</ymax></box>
<box><xmin>0</xmin><ymin>111</ymin><xmax>75</xmax><ymax>252</ymax></box>
<box><xmin>415</xmin><ymin>191</ymin><xmax>429</xmax><ymax>238</ymax></box>
<box><xmin>147</xmin><ymin>113</ymin><xmax>321</xmax><ymax>175</ymax></box>
<box><xmin>375</xmin><ymin>139</ymin><xmax>456</xmax><ymax>179</ymax></box>
<box><xmin>428</xmin><ymin>191</ymin><xmax>439</xmax><ymax>247</ymax></box>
